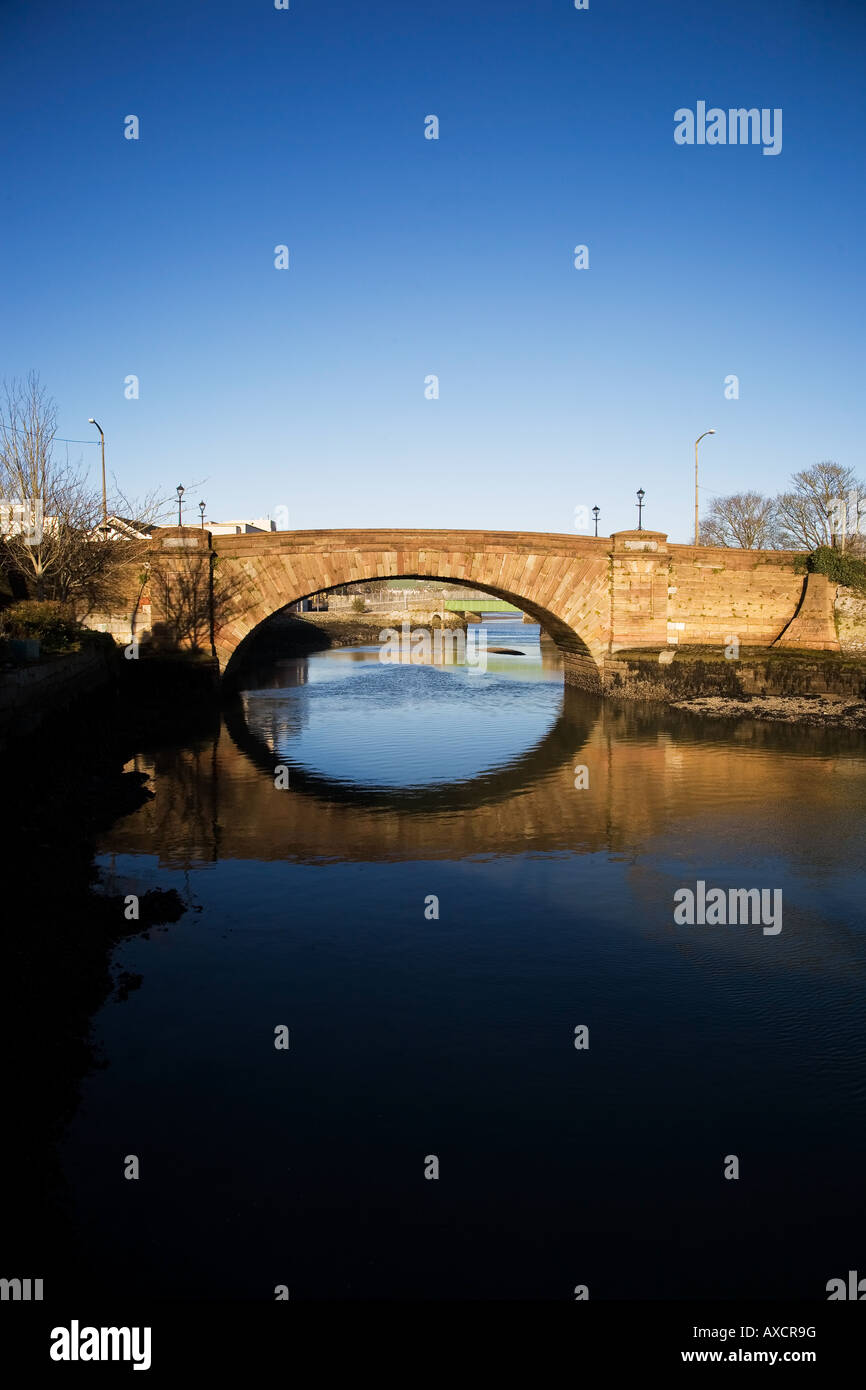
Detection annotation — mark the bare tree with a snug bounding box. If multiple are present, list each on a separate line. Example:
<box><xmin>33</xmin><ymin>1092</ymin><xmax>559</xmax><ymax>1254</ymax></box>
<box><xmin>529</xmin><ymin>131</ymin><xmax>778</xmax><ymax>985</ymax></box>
<box><xmin>775</xmin><ymin>461</ymin><xmax>866</xmax><ymax>551</ymax></box>
<box><xmin>700</xmin><ymin>491</ymin><xmax>781</xmax><ymax>548</ymax></box>
<box><xmin>0</xmin><ymin>373</ymin><xmax>169</xmax><ymax>609</ymax></box>
<box><xmin>1</xmin><ymin>373</ymin><xmax>70</xmax><ymax>598</ymax></box>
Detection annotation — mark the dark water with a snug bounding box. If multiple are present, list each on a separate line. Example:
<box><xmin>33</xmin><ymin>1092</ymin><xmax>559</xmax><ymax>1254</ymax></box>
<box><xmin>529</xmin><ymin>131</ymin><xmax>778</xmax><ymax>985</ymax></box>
<box><xmin>62</xmin><ymin>622</ymin><xmax>866</xmax><ymax>1300</ymax></box>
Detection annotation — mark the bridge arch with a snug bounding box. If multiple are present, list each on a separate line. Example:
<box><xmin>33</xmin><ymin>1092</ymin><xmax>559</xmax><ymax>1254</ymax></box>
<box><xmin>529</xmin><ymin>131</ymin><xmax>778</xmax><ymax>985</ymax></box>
<box><xmin>147</xmin><ymin>530</ymin><xmax>622</xmax><ymax>690</ymax></box>
<box><xmin>222</xmin><ymin>574</ymin><xmax>601</xmax><ymax>688</ymax></box>
<box><xmin>208</xmin><ymin>535</ymin><xmax>611</xmax><ymax>692</ymax></box>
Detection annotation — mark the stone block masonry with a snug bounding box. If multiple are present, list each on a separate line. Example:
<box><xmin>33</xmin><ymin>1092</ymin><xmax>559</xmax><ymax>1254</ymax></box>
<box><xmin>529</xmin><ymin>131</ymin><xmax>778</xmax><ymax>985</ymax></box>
<box><xmin>836</xmin><ymin>587</ymin><xmax>866</xmax><ymax>654</ymax></box>
<box><xmin>666</xmin><ymin>545</ymin><xmax>809</xmax><ymax>649</ymax></box>
<box><xmin>83</xmin><ymin>527</ymin><xmax>842</xmax><ymax>695</ymax></box>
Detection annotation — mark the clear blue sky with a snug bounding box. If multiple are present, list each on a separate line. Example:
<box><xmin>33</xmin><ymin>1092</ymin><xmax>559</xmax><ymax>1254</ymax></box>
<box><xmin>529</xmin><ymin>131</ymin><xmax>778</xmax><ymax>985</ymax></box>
<box><xmin>1</xmin><ymin>0</ymin><xmax>864</xmax><ymax>542</ymax></box>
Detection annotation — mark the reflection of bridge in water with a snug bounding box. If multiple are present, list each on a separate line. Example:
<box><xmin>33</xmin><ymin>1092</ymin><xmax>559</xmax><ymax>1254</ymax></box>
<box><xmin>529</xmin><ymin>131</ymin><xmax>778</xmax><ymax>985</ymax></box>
<box><xmin>227</xmin><ymin>675</ymin><xmax>593</xmax><ymax>815</ymax></box>
<box><xmin>104</xmin><ymin>690</ymin><xmax>863</xmax><ymax>878</ymax></box>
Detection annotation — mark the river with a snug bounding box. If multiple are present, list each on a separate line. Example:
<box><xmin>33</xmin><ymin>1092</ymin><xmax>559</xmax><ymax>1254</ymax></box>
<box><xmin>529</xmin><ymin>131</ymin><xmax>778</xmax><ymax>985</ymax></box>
<box><xmin>58</xmin><ymin>620</ymin><xmax>866</xmax><ymax>1300</ymax></box>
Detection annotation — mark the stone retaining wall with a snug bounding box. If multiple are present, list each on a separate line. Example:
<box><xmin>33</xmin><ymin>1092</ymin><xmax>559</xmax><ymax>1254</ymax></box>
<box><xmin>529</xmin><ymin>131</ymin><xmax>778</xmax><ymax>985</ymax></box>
<box><xmin>836</xmin><ymin>587</ymin><xmax>866</xmax><ymax>654</ymax></box>
<box><xmin>666</xmin><ymin>545</ymin><xmax>806</xmax><ymax>648</ymax></box>
<box><xmin>84</xmin><ymin>602</ymin><xmax>152</xmax><ymax>646</ymax></box>
<box><xmin>604</xmin><ymin>649</ymin><xmax>866</xmax><ymax>701</ymax></box>
<box><xmin>0</xmin><ymin>645</ymin><xmax>117</xmax><ymax>748</ymax></box>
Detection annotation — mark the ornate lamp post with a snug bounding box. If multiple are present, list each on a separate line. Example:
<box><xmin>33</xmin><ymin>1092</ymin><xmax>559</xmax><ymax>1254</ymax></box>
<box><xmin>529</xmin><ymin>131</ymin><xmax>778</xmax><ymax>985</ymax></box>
<box><xmin>176</xmin><ymin>484</ymin><xmax>185</xmax><ymax>528</ymax></box>
<box><xmin>592</xmin><ymin>505</ymin><xmax>600</xmax><ymax>537</ymax></box>
<box><xmin>636</xmin><ymin>488</ymin><xmax>645</xmax><ymax>530</ymax></box>
<box><xmin>199</xmin><ymin>500</ymin><xmax>206</xmax><ymax>530</ymax></box>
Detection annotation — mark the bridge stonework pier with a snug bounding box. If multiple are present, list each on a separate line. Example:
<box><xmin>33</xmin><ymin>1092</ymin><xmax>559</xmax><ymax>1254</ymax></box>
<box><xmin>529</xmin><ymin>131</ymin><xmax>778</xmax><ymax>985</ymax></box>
<box><xmin>147</xmin><ymin>526</ymin><xmax>215</xmax><ymax>654</ymax></box>
<box><xmin>610</xmin><ymin>530</ymin><xmax>670</xmax><ymax>650</ymax></box>
<box><xmin>136</xmin><ymin>526</ymin><xmax>837</xmax><ymax>690</ymax></box>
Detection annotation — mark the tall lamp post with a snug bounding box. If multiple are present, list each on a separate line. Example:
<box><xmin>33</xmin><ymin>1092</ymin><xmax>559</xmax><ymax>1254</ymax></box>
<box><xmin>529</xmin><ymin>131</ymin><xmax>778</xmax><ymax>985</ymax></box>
<box><xmin>176</xmin><ymin>484</ymin><xmax>185</xmax><ymax>528</ymax></box>
<box><xmin>592</xmin><ymin>505</ymin><xmax>600</xmax><ymax>537</ymax></box>
<box><xmin>636</xmin><ymin>488</ymin><xmax>645</xmax><ymax>530</ymax></box>
<box><xmin>87</xmin><ymin>418</ymin><xmax>108</xmax><ymax>534</ymax></box>
<box><xmin>199</xmin><ymin>500</ymin><xmax>206</xmax><ymax>530</ymax></box>
<box><xmin>694</xmin><ymin>430</ymin><xmax>716</xmax><ymax>545</ymax></box>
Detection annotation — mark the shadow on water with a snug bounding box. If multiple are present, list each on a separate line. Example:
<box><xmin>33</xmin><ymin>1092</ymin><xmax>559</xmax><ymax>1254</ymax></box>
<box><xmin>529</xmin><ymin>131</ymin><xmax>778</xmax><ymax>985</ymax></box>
<box><xmin>0</xmin><ymin>673</ymin><xmax>220</xmax><ymax>1288</ymax></box>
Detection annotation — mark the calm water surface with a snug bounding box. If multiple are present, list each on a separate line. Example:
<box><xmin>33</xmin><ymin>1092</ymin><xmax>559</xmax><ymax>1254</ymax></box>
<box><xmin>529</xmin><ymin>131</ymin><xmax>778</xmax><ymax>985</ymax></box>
<box><xmin>64</xmin><ymin>622</ymin><xmax>866</xmax><ymax>1299</ymax></box>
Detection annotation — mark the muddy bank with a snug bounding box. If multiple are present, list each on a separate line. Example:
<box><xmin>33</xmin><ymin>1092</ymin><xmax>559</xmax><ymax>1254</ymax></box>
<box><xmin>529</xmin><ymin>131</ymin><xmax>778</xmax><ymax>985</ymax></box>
<box><xmin>288</xmin><ymin>611</ymin><xmax>465</xmax><ymax>645</ymax></box>
<box><xmin>603</xmin><ymin>647</ymin><xmax>866</xmax><ymax>726</ymax></box>
<box><xmin>669</xmin><ymin>694</ymin><xmax>866</xmax><ymax>730</ymax></box>
<box><xmin>305</xmin><ymin>614</ymin><xmax>466</xmax><ymax>648</ymax></box>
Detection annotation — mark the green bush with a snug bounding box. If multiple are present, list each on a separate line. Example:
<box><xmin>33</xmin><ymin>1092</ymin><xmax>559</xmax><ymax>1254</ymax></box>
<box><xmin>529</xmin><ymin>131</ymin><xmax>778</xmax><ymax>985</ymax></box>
<box><xmin>794</xmin><ymin>547</ymin><xmax>866</xmax><ymax>593</ymax></box>
<box><xmin>350</xmin><ymin>596</ymin><xmax>366</xmax><ymax>613</ymax></box>
<box><xmin>0</xmin><ymin>600</ymin><xmax>84</xmax><ymax>651</ymax></box>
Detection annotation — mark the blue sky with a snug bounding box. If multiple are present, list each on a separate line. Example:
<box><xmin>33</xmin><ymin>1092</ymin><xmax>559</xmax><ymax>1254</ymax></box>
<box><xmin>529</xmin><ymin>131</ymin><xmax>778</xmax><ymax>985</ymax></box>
<box><xmin>1</xmin><ymin>0</ymin><xmax>864</xmax><ymax>542</ymax></box>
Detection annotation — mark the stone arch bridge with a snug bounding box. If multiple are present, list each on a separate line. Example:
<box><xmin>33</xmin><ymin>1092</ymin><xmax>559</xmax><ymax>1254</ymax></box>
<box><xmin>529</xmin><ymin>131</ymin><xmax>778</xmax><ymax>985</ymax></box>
<box><xmin>144</xmin><ymin>527</ymin><xmax>837</xmax><ymax>691</ymax></box>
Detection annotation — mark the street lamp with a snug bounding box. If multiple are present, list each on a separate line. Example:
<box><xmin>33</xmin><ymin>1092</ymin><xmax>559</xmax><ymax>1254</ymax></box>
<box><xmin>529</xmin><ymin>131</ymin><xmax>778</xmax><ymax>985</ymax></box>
<box><xmin>87</xmin><ymin>418</ymin><xmax>108</xmax><ymax>534</ymax></box>
<box><xmin>199</xmin><ymin>500</ymin><xmax>206</xmax><ymax>530</ymax></box>
<box><xmin>694</xmin><ymin>430</ymin><xmax>716</xmax><ymax>545</ymax></box>
<box><xmin>592</xmin><ymin>505</ymin><xmax>600</xmax><ymax>537</ymax></box>
<box><xmin>636</xmin><ymin>488</ymin><xmax>645</xmax><ymax>530</ymax></box>
<box><xmin>176</xmin><ymin>484</ymin><xmax>185</xmax><ymax>528</ymax></box>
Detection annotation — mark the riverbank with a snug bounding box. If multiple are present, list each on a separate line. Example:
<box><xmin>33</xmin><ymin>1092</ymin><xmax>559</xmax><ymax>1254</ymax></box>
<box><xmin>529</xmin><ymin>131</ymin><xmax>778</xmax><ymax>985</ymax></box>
<box><xmin>225</xmin><ymin>611</ymin><xmax>468</xmax><ymax>675</ymax></box>
<box><xmin>603</xmin><ymin>645</ymin><xmax>866</xmax><ymax>727</ymax></box>
<box><xmin>0</xmin><ymin>638</ymin><xmax>117</xmax><ymax>749</ymax></box>
<box><xmin>286</xmin><ymin>611</ymin><xmax>466</xmax><ymax>647</ymax></box>
<box><xmin>669</xmin><ymin>693</ymin><xmax>866</xmax><ymax>730</ymax></box>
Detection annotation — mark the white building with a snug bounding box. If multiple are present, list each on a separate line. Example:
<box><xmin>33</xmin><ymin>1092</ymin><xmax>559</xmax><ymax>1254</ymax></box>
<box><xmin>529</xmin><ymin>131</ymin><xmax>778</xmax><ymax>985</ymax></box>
<box><xmin>205</xmin><ymin>517</ymin><xmax>276</xmax><ymax>535</ymax></box>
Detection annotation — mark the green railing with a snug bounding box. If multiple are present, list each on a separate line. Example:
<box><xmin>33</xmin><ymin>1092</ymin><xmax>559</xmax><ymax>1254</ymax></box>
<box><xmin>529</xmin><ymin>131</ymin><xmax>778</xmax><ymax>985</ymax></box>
<box><xmin>442</xmin><ymin>599</ymin><xmax>522</xmax><ymax>613</ymax></box>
